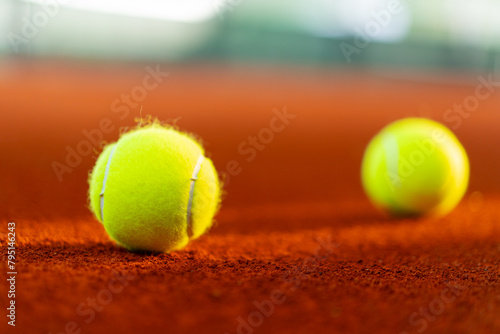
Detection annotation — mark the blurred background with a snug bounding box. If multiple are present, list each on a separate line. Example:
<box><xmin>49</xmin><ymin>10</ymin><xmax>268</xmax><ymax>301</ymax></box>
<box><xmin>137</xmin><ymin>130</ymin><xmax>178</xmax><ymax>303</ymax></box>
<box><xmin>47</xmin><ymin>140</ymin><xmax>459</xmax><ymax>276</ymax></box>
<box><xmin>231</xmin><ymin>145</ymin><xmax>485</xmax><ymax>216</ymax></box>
<box><xmin>1</xmin><ymin>0</ymin><xmax>500</xmax><ymax>68</ymax></box>
<box><xmin>1</xmin><ymin>0</ymin><xmax>500</xmax><ymax>220</ymax></box>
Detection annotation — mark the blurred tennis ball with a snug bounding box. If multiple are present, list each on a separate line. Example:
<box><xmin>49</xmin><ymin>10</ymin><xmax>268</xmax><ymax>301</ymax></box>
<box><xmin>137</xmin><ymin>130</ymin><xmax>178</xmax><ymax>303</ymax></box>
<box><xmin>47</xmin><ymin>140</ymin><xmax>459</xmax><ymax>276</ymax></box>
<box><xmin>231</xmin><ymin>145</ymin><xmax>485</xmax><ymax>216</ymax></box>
<box><xmin>88</xmin><ymin>122</ymin><xmax>221</xmax><ymax>253</ymax></box>
<box><xmin>361</xmin><ymin>118</ymin><xmax>469</xmax><ymax>217</ymax></box>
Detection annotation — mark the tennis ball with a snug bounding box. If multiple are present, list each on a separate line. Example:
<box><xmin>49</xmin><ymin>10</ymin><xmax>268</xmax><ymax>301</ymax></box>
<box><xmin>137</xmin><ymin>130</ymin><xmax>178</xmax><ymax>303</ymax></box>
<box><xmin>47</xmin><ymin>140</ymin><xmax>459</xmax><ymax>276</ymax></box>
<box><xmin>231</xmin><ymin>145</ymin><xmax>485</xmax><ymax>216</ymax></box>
<box><xmin>361</xmin><ymin>118</ymin><xmax>469</xmax><ymax>217</ymax></box>
<box><xmin>88</xmin><ymin>123</ymin><xmax>221</xmax><ymax>253</ymax></box>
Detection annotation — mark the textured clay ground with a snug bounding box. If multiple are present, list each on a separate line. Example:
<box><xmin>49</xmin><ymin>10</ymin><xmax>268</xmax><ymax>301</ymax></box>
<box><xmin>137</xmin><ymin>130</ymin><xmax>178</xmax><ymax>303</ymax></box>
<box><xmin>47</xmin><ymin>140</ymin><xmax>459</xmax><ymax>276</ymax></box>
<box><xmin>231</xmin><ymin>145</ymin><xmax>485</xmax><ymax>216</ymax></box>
<box><xmin>1</xmin><ymin>60</ymin><xmax>500</xmax><ymax>334</ymax></box>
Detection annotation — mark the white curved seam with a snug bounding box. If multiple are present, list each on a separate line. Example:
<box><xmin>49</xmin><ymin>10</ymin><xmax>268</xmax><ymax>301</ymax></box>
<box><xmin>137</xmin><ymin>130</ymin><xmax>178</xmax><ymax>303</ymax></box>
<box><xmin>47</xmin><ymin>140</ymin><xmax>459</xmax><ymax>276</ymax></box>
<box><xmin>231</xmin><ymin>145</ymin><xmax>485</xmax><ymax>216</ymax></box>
<box><xmin>186</xmin><ymin>155</ymin><xmax>205</xmax><ymax>238</ymax></box>
<box><xmin>382</xmin><ymin>133</ymin><xmax>400</xmax><ymax>190</ymax></box>
<box><xmin>99</xmin><ymin>145</ymin><xmax>117</xmax><ymax>223</ymax></box>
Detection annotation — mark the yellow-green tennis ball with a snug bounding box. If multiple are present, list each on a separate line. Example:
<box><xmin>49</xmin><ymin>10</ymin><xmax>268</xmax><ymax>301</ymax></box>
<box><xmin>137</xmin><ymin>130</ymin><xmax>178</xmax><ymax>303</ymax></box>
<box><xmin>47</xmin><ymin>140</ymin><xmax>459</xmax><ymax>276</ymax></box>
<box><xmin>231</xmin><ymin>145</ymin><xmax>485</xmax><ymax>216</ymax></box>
<box><xmin>361</xmin><ymin>118</ymin><xmax>469</xmax><ymax>217</ymax></box>
<box><xmin>88</xmin><ymin>124</ymin><xmax>221</xmax><ymax>253</ymax></box>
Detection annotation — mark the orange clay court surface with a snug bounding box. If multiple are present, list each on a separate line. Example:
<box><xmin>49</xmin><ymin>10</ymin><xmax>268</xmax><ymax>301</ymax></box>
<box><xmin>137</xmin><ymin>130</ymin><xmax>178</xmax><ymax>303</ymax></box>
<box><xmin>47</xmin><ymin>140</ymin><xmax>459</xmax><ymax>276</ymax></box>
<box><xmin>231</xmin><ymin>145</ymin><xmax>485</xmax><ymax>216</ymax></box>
<box><xmin>1</xmin><ymin>60</ymin><xmax>500</xmax><ymax>334</ymax></box>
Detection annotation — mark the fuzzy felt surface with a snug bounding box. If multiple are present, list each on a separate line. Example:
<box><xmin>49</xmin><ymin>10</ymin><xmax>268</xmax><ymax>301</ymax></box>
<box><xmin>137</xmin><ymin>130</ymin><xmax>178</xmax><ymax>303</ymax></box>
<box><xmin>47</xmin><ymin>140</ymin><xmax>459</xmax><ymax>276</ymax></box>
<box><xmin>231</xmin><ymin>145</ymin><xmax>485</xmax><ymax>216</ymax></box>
<box><xmin>88</xmin><ymin>124</ymin><xmax>220</xmax><ymax>252</ymax></box>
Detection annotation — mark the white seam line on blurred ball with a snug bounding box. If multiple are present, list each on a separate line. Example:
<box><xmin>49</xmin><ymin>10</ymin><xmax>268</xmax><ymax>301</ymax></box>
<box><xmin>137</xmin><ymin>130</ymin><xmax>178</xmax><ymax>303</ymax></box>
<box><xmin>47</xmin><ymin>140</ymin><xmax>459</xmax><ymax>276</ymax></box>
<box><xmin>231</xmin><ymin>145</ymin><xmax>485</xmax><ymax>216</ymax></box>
<box><xmin>382</xmin><ymin>133</ymin><xmax>401</xmax><ymax>190</ymax></box>
<box><xmin>186</xmin><ymin>155</ymin><xmax>205</xmax><ymax>238</ymax></box>
<box><xmin>100</xmin><ymin>146</ymin><xmax>117</xmax><ymax>223</ymax></box>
